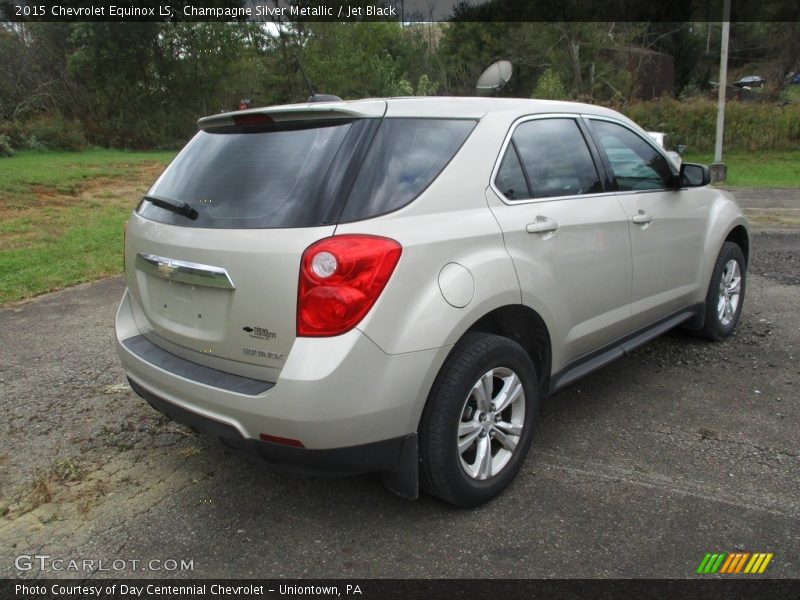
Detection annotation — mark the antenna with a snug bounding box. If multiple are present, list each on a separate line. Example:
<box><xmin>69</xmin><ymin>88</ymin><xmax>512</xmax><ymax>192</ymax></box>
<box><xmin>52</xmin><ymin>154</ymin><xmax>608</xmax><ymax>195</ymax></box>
<box><xmin>294</xmin><ymin>54</ymin><xmax>316</xmax><ymax>98</ymax></box>
<box><xmin>293</xmin><ymin>54</ymin><xmax>342</xmax><ymax>103</ymax></box>
<box><xmin>476</xmin><ymin>60</ymin><xmax>514</xmax><ymax>96</ymax></box>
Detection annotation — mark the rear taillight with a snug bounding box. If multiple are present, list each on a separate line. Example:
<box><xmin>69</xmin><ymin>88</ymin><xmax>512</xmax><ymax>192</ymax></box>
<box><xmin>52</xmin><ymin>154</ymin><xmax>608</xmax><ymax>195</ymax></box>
<box><xmin>297</xmin><ymin>235</ymin><xmax>402</xmax><ymax>337</ymax></box>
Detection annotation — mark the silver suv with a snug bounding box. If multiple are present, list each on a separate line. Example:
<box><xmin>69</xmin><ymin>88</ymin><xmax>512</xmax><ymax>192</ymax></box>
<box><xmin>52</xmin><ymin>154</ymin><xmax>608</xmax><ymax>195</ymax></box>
<box><xmin>116</xmin><ymin>98</ymin><xmax>749</xmax><ymax>506</ymax></box>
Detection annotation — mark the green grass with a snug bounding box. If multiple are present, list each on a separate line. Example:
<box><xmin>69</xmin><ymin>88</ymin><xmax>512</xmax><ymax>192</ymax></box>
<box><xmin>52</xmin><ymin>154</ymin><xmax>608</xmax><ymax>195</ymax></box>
<box><xmin>684</xmin><ymin>151</ymin><xmax>800</xmax><ymax>187</ymax></box>
<box><xmin>0</xmin><ymin>149</ymin><xmax>174</xmax><ymax>304</ymax></box>
<box><xmin>0</xmin><ymin>149</ymin><xmax>175</xmax><ymax>206</ymax></box>
<box><xmin>1</xmin><ymin>148</ymin><xmax>798</xmax><ymax>305</ymax></box>
<box><xmin>1</xmin><ymin>204</ymin><xmax>132</xmax><ymax>302</ymax></box>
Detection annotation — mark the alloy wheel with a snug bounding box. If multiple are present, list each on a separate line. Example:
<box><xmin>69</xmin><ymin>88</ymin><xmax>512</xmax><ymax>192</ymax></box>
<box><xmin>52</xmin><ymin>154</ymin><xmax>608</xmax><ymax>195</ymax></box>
<box><xmin>457</xmin><ymin>367</ymin><xmax>526</xmax><ymax>480</ymax></box>
<box><xmin>717</xmin><ymin>259</ymin><xmax>742</xmax><ymax>326</ymax></box>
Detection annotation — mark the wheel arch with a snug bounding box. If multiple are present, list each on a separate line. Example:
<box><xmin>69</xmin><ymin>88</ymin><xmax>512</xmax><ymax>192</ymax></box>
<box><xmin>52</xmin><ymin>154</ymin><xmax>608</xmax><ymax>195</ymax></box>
<box><xmin>462</xmin><ymin>304</ymin><xmax>552</xmax><ymax>394</ymax></box>
<box><xmin>702</xmin><ymin>202</ymin><xmax>749</xmax><ymax>293</ymax></box>
<box><xmin>724</xmin><ymin>224</ymin><xmax>750</xmax><ymax>265</ymax></box>
<box><xmin>689</xmin><ymin>218</ymin><xmax>749</xmax><ymax>332</ymax></box>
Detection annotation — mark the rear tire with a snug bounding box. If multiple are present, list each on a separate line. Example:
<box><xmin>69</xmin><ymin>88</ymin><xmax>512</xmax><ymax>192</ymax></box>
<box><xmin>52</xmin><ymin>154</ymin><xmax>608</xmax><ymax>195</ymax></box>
<box><xmin>696</xmin><ymin>241</ymin><xmax>746</xmax><ymax>341</ymax></box>
<box><xmin>419</xmin><ymin>332</ymin><xmax>538</xmax><ymax>507</ymax></box>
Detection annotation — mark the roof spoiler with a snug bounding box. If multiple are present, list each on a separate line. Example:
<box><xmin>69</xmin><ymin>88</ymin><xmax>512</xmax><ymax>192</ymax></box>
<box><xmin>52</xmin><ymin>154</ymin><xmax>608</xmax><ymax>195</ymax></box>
<box><xmin>197</xmin><ymin>99</ymin><xmax>387</xmax><ymax>131</ymax></box>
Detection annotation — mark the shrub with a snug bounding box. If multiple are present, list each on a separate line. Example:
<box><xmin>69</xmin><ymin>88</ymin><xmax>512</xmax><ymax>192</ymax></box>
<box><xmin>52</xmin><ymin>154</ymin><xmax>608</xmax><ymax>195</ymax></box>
<box><xmin>622</xmin><ymin>98</ymin><xmax>800</xmax><ymax>153</ymax></box>
<box><xmin>533</xmin><ymin>69</ymin><xmax>569</xmax><ymax>100</ymax></box>
<box><xmin>0</xmin><ymin>120</ymin><xmax>29</xmax><ymax>149</ymax></box>
<box><xmin>0</xmin><ymin>133</ymin><xmax>14</xmax><ymax>157</ymax></box>
<box><xmin>415</xmin><ymin>74</ymin><xmax>439</xmax><ymax>96</ymax></box>
<box><xmin>21</xmin><ymin>114</ymin><xmax>87</xmax><ymax>151</ymax></box>
<box><xmin>781</xmin><ymin>86</ymin><xmax>800</xmax><ymax>104</ymax></box>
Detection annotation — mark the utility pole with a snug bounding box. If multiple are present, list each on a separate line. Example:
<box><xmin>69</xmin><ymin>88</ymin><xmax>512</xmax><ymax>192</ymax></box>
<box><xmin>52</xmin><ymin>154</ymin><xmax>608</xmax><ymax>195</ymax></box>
<box><xmin>710</xmin><ymin>0</ymin><xmax>731</xmax><ymax>183</ymax></box>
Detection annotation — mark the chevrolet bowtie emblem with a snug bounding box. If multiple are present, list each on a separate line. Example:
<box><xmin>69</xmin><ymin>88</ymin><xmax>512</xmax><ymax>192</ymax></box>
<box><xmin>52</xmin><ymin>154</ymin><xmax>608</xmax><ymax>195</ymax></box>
<box><xmin>157</xmin><ymin>261</ymin><xmax>177</xmax><ymax>277</ymax></box>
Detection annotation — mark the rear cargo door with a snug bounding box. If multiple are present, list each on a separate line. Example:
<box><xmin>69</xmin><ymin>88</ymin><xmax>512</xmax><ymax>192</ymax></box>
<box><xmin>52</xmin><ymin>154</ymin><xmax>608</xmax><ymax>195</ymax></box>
<box><xmin>123</xmin><ymin>107</ymin><xmax>384</xmax><ymax>380</ymax></box>
<box><xmin>125</xmin><ymin>222</ymin><xmax>333</xmax><ymax>380</ymax></box>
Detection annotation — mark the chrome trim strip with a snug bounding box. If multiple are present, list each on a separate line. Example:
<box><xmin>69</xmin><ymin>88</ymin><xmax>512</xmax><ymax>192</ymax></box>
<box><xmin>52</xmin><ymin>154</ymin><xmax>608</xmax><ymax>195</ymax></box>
<box><xmin>135</xmin><ymin>253</ymin><xmax>235</xmax><ymax>290</ymax></box>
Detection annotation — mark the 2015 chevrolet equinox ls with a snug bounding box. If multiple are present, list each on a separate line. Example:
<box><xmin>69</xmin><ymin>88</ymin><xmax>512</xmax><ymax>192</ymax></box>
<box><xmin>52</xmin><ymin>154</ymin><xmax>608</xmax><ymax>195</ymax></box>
<box><xmin>116</xmin><ymin>97</ymin><xmax>749</xmax><ymax>506</ymax></box>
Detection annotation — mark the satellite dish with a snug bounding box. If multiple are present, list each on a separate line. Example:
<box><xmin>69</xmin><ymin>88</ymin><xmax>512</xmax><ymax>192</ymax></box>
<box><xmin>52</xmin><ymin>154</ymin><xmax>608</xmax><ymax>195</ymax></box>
<box><xmin>476</xmin><ymin>60</ymin><xmax>513</xmax><ymax>96</ymax></box>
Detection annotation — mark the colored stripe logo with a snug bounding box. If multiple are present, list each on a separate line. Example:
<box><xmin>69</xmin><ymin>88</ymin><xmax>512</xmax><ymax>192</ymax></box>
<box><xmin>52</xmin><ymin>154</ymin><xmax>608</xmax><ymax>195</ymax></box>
<box><xmin>697</xmin><ymin>552</ymin><xmax>773</xmax><ymax>574</ymax></box>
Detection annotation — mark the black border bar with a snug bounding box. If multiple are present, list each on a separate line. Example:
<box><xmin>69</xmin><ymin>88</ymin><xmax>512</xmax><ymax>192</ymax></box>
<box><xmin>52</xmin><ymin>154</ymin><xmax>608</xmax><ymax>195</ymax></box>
<box><xmin>3</xmin><ymin>579</ymin><xmax>800</xmax><ymax>600</ymax></box>
<box><xmin>2</xmin><ymin>0</ymin><xmax>800</xmax><ymax>22</ymax></box>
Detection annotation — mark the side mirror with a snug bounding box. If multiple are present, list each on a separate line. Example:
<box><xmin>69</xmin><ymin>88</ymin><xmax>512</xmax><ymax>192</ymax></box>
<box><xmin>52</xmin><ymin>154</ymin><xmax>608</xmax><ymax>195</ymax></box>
<box><xmin>680</xmin><ymin>162</ymin><xmax>710</xmax><ymax>187</ymax></box>
<box><xmin>676</xmin><ymin>144</ymin><xmax>687</xmax><ymax>155</ymax></box>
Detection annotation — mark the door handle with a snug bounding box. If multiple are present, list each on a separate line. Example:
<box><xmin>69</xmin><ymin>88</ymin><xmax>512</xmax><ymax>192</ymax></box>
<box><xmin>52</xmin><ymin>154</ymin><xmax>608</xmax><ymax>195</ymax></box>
<box><xmin>631</xmin><ymin>211</ymin><xmax>653</xmax><ymax>225</ymax></box>
<box><xmin>526</xmin><ymin>216</ymin><xmax>559</xmax><ymax>234</ymax></box>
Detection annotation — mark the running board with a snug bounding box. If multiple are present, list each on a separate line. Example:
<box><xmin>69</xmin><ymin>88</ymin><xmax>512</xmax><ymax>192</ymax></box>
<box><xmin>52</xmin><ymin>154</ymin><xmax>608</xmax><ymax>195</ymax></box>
<box><xmin>549</xmin><ymin>306</ymin><xmax>700</xmax><ymax>395</ymax></box>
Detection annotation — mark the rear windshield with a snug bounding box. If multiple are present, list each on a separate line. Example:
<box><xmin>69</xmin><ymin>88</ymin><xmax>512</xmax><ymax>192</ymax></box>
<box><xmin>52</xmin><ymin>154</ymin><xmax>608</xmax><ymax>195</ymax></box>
<box><xmin>140</xmin><ymin>120</ymin><xmax>355</xmax><ymax>229</ymax></box>
<box><xmin>139</xmin><ymin>117</ymin><xmax>475</xmax><ymax>229</ymax></box>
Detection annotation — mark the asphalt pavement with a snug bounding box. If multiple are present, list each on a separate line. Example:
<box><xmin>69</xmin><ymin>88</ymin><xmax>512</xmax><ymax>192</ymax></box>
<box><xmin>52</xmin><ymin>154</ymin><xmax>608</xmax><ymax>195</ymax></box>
<box><xmin>1</xmin><ymin>188</ymin><xmax>798</xmax><ymax>579</ymax></box>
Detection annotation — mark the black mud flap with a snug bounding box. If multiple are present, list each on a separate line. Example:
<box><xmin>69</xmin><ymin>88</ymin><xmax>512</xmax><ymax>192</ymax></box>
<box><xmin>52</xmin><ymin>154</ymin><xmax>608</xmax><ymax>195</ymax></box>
<box><xmin>683</xmin><ymin>301</ymin><xmax>707</xmax><ymax>330</ymax></box>
<box><xmin>381</xmin><ymin>433</ymin><xmax>419</xmax><ymax>500</ymax></box>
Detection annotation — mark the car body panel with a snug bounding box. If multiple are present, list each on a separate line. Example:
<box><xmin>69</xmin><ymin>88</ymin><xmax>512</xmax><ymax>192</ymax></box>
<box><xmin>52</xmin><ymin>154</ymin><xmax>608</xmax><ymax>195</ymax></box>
<box><xmin>615</xmin><ymin>188</ymin><xmax>709</xmax><ymax>329</ymax></box>
<box><xmin>342</xmin><ymin>208</ymin><xmax>522</xmax><ymax>356</ymax></box>
<box><xmin>485</xmin><ymin>186</ymin><xmax>634</xmax><ymax>374</ymax></box>
<box><xmin>701</xmin><ymin>193</ymin><xmax>750</xmax><ymax>284</ymax></box>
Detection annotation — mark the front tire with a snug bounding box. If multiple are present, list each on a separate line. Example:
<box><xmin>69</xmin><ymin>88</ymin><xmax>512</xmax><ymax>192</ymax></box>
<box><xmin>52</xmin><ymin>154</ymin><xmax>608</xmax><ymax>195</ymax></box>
<box><xmin>697</xmin><ymin>241</ymin><xmax>746</xmax><ymax>341</ymax></box>
<box><xmin>419</xmin><ymin>333</ymin><xmax>538</xmax><ymax>507</ymax></box>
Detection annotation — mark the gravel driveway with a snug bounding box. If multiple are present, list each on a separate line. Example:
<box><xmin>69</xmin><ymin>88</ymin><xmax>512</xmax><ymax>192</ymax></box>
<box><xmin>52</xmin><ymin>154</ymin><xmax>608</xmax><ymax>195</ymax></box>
<box><xmin>1</xmin><ymin>189</ymin><xmax>798</xmax><ymax>579</ymax></box>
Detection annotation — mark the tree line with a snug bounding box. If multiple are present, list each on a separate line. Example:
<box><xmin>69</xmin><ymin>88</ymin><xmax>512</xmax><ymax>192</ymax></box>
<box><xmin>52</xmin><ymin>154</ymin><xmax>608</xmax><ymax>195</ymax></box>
<box><xmin>0</xmin><ymin>18</ymin><xmax>797</xmax><ymax>151</ymax></box>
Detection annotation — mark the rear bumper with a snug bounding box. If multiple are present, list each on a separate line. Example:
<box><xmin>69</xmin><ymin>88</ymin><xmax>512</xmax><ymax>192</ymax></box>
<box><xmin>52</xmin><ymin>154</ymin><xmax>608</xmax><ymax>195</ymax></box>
<box><xmin>116</xmin><ymin>289</ymin><xmax>448</xmax><ymax>472</ymax></box>
<box><xmin>129</xmin><ymin>377</ymin><xmax>416</xmax><ymax>478</ymax></box>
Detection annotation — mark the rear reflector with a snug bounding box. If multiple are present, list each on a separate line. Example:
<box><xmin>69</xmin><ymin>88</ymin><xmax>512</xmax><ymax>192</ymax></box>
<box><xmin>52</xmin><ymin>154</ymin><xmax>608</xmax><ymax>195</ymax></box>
<box><xmin>259</xmin><ymin>433</ymin><xmax>305</xmax><ymax>448</ymax></box>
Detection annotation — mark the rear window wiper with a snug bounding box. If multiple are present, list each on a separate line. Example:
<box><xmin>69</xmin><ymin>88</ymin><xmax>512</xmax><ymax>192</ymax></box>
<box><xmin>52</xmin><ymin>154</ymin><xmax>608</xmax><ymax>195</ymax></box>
<box><xmin>142</xmin><ymin>195</ymin><xmax>199</xmax><ymax>220</ymax></box>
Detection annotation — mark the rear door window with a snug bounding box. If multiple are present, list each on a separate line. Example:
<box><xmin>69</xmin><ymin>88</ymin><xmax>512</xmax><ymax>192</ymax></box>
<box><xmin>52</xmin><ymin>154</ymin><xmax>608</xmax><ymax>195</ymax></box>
<box><xmin>495</xmin><ymin>145</ymin><xmax>530</xmax><ymax>200</ymax></box>
<box><xmin>496</xmin><ymin>118</ymin><xmax>603</xmax><ymax>200</ymax></box>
